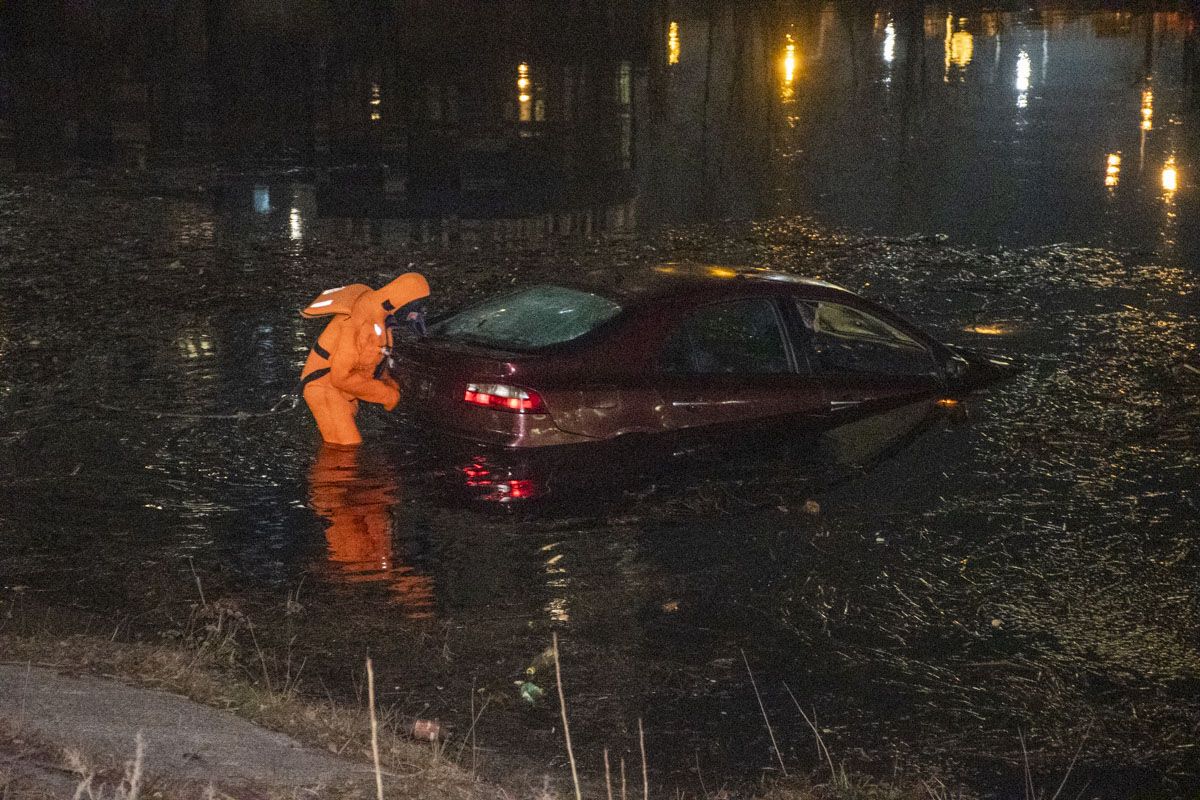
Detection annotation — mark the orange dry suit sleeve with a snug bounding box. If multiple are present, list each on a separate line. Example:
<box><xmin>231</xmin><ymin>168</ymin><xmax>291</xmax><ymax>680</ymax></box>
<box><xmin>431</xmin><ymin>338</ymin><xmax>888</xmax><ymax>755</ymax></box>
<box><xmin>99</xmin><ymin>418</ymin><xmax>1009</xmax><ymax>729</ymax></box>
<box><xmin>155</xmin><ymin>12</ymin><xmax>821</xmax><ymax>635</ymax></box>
<box><xmin>328</xmin><ymin>325</ymin><xmax>402</xmax><ymax>410</ymax></box>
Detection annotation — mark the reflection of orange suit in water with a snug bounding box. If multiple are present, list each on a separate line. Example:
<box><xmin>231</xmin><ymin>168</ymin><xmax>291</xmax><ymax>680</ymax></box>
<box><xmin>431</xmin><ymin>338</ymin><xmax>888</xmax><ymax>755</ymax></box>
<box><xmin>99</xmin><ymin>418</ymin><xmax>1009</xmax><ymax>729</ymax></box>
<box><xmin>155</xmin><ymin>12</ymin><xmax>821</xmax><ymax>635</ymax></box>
<box><xmin>300</xmin><ymin>273</ymin><xmax>431</xmax><ymax>446</ymax></box>
<box><xmin>308</xmin><ymin>445</ymin><xmax>435</xmax><ymax>618</ymax></box>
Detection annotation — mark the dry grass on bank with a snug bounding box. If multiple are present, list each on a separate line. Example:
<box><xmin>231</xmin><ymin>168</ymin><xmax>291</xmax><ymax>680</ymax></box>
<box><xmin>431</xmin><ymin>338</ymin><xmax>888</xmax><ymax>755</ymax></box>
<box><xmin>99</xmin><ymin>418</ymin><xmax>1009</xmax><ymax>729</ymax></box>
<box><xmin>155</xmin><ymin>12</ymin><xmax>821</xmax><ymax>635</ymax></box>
<box><xmin>0</xmin><ymin>597</ymin><xmax>965</xmax><ymax>800</ymax></box>
<box><xmin>0</xmin><ymin>599</ymin><xmax>489</xmax><ymax>800</ymax></box>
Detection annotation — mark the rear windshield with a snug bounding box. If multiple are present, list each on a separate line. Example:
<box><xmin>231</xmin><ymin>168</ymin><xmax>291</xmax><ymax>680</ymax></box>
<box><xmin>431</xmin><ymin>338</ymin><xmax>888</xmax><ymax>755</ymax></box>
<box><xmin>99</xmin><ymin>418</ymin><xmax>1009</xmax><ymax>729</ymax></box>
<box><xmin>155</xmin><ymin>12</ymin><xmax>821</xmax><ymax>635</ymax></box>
<box><xmin>428</xmin><ymin>285</ymin><xmax>623</xmax><ymax>350</ymax></box>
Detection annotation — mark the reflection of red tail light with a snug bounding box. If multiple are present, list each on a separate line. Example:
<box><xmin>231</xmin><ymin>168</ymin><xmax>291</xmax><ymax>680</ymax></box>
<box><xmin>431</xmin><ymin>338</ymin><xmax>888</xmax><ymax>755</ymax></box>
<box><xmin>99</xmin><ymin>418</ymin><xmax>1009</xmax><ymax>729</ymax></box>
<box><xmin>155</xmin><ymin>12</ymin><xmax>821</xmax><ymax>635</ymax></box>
<box><xmin>482</xmin><ymin>479</ymin><xmax>540</xmax><ymax>503</ymax></box>
<box><xmin>501</xmin><ymin>479</ymin><xmax>536</xmax><ymax>500</ymax></box>
<box><xmin>479</xmin><ymin>479</ymin><xmax>540</xmax><ymax>503</ymax></box>
<box><xmin>458</xmin><ymin>458</ymin><xmax>542</xmax><ymax>502</ymax></box>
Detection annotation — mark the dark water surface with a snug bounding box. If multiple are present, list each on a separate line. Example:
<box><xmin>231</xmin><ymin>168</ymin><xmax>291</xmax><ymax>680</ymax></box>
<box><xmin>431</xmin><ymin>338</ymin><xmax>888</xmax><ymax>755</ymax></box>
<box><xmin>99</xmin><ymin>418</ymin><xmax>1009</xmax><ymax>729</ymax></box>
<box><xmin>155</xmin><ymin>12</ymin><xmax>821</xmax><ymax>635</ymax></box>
<box><xmin>2</xmin><ymin>3</ymin><xmax>1199</xmax><ymax>798</ymax></box>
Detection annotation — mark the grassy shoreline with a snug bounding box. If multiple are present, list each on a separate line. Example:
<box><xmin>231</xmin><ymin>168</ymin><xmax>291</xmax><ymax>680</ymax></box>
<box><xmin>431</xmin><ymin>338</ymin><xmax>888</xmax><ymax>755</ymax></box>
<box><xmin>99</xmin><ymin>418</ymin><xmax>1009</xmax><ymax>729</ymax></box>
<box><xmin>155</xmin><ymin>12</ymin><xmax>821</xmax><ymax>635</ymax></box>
<box><xmin>0</xmin><ymin>593</ymin><xmax>960</xmax><ymax>800</ymax></box>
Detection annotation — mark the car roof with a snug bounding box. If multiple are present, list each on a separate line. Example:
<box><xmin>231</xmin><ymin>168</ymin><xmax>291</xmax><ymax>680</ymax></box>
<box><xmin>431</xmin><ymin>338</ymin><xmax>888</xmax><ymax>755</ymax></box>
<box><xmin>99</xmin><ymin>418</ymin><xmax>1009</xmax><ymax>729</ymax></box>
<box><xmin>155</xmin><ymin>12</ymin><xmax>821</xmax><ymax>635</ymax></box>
<box><xmin>562</xmin><ymin>262</ymin><xmax>855</xmax><ymax>308</ymax></box>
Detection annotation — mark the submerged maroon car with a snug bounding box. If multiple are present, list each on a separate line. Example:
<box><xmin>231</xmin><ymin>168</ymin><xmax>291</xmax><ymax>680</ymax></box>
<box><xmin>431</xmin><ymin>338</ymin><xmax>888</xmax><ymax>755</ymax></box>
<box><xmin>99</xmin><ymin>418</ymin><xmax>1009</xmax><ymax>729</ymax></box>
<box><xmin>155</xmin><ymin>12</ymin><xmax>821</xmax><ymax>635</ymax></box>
<box><xmin>389</xmin><ymin>264</ymin><xmax>1012</xmax><ymax>448</ymax></box>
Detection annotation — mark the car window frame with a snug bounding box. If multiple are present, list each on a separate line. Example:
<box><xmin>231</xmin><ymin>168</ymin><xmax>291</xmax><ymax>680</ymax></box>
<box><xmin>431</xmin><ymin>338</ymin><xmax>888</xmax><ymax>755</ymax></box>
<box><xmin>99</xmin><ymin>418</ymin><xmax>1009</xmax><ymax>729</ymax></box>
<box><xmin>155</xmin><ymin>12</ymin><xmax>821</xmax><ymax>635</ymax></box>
<box><xmin>656</xmin><ymin>294</ymin><xmax>801</xmax><ymax>377</ymax></box>
<box><xmin>788</xmin><ymin>295</ymin><xmax>941</xmax><ymax>377</ymax></box>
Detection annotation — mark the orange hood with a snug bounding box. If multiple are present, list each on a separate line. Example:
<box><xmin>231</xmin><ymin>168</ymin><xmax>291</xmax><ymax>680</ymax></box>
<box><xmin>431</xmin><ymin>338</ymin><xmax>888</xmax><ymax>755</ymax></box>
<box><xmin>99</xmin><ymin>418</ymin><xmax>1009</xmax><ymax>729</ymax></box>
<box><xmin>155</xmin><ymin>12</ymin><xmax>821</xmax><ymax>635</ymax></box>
<box><xmin>354</xmin><ymin>272</ymin><xmax>431</xmax><ymax>321</ymax></box>
<box><xmin>300</xmin><ymin>284</ymin><xmax>372</xmax><ymax>319</ymax></box>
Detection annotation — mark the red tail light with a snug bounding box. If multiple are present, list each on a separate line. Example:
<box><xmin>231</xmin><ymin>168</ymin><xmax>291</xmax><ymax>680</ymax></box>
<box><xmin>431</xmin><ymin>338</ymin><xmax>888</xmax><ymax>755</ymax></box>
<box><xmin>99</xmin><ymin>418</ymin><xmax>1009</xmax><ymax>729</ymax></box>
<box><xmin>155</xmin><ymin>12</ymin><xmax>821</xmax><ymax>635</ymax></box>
<box><xmin>462</xmin><ymin>383</ymin><xmax>547</xmax><ymax>414</ymax></box>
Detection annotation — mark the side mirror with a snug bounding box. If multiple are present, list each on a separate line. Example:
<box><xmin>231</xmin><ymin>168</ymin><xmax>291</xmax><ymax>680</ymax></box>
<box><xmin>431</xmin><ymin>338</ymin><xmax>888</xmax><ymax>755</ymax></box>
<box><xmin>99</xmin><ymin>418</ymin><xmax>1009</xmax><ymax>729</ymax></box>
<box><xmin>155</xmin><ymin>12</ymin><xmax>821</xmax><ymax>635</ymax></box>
<box><xmin>945</xmin><ymin>354</ymin><xmax>970</xmax><ymax>382</ymax></box>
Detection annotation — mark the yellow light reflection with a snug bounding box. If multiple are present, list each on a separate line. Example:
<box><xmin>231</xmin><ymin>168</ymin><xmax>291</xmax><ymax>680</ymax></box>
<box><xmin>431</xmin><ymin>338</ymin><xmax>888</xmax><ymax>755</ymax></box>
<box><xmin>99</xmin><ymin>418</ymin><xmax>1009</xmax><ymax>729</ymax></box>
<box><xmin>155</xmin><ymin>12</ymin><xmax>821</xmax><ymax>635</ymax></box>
<box><xmin>369</xmin><ymin>82</ymin><xmax>381</xmax><ymax>122</ymax></box>
<box><xmin>963</xmin><ymin>324</ymin><xmax>1010</xmax><ymax>335</ymax></box>
<box><xmin>950</xmin><ymin>32</ymin><xmax>974</xmax><ymax>67</ymax></box>
<box><xmin>943</xmin><ymin>15</ymin><xmax>974</xmax><ymax>81</ymax></box>
<box><xmin>780</xmin><ymin>34</ymin><xmax>798</xmax><ymax>101</ymax></box>
<box><xmin>517</xmin><ymin>63</ymin><xmax>532</xmax><ymax>122</ymax></box>
<box><xmin>1105</xmin><ymin>152</ymin><xmax>1121</xmax><ymax>188</ymax></box>
<box><xmin>1162</xmin><ymin>156</ymin><xmax>1178</xmax><ymax>194</ymax></box>
<box><xmin>936</xmin><ymin>397</ymin><xmax>960</xmax><ymax>408</ymax></box>
<box><xmin>708</xmin><ymin>266</ymin><xmax>738</xmax><ymax>279</ymax></box>
<box><xmin>1141</xmin><ymin>88</ymin><xmax>1153</xmax><ymax>131</ymax></box>
<box><xmin>668</xmin><ymin>21</ymin><xmax>681</xmax><ymax>65</ymax></box>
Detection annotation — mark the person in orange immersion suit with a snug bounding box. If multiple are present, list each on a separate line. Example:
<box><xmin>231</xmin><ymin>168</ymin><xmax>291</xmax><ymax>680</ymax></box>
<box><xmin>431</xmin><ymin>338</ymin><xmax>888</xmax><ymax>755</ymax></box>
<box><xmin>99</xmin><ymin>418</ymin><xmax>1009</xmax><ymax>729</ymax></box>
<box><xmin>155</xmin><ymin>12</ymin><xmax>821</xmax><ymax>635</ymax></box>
<box><xmin>299</xmin><ymin>273</ymin><xmax>430</xmax><ymax>446</ymax></box>
<box><xmin>308</xmin><ymin>445</ymin><xmax>435</xmax><ymax>618</ymax></box>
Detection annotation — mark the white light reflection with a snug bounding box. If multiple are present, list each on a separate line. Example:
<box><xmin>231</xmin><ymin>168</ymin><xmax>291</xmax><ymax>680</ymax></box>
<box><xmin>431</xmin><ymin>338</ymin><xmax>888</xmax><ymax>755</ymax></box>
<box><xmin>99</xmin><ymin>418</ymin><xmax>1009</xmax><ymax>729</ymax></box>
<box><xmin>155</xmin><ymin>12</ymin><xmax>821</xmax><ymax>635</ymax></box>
<box><xmin>883</xmin><ymin>21</ymin><xmax>896</xmax><ymax>64</ymax></box>
<box><xmin>289</xmin><ymin>207</ymin><xmax>303</xmax><ymax>240</ymax></box>
<box><xmin>1015</xmin><ymin>50</ymin><xmax>1031</xmax><ymax>108</ymax></box>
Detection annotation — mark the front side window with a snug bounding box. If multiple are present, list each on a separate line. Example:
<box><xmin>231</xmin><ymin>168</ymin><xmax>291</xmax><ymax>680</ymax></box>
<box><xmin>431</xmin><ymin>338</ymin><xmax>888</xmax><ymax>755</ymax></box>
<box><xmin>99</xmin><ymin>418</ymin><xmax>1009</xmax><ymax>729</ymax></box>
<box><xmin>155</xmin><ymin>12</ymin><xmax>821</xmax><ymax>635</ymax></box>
<box><xmin>798</xmin><ymin>300</ymin><xmax>936</xmax><ymax>377</ymax></box>
<box><xmin>429</xmin><ymin>285</ymin><xmax>622</xmax><ymax>350</ymax></box>
<box><xmin>662</xmin><ymin>299</ymin><xmax>791</xmax><ymax>375</ymax></box>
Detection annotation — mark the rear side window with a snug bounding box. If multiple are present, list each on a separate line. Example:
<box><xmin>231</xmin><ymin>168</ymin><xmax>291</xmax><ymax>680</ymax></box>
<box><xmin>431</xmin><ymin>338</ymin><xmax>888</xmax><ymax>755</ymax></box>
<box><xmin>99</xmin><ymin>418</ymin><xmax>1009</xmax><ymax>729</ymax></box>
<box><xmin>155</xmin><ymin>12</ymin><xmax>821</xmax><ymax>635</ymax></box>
<box><xmin>429</xmin><ymin>285</ymin><xmax>622</xmax><ymax>350</ymax></box>
<box><xmin>797</xmin><ymin>300</ymin><xmax>937</xmax><ymax>377</ymax></box>
<box><xmin>802</xmin><ymin>302</ymin><xmax>920</xmax><ymax>347</ymax></box>
<box><xmin>661</xmin><ymin>299</ymin><xmax>791</xmax><ymax>375</ymax></box>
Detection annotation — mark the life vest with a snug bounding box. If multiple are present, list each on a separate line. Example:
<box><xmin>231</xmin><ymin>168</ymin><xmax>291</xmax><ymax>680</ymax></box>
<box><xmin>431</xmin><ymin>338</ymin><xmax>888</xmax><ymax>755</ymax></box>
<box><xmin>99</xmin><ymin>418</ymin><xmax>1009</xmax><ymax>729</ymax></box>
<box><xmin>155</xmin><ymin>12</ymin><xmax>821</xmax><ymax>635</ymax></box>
<box><xmin>300</xmin><ymin>285</ymin><xmax>371</xmax><ymax>388</ymax></box>
<box><xmin>299</xmin><ymin>275</ymin><xmax>431</xmax><ymax>391</ymax></box>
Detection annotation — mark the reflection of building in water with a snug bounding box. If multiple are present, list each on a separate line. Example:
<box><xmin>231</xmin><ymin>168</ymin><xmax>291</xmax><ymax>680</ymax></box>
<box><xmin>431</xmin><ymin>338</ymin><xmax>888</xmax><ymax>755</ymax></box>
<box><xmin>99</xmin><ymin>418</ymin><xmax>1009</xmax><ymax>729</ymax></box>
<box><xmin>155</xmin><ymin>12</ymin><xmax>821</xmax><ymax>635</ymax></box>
<box><xmin>308</xmin><ymin>2</ymin><xmax>645</xmax><ymax>237</ymax></box>
<box><xmin>3</xmin><ymin>0</ymin><xmax>646</xmax><ymax>195</ymax></box>
<box><xmin>1092</xmin><ymin>12</ymin><xmax>1134</xmax><ymax>38</ymax></box>
<box><xmin>308</xmin><ymin>446</ymin><xmax>434</xmax><ymax>619</ymax></box>
<box><xmin>943</xmin><ymin>15</ymin><xmax>974</xmax><ymax>81</ymax></box>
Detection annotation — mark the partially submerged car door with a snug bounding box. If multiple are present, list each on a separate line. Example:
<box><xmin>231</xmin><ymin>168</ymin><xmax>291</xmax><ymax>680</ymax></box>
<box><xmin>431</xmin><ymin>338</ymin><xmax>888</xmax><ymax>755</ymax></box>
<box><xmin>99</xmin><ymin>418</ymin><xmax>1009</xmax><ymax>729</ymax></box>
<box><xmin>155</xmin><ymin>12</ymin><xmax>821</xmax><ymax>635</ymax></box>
<box><xmin>654</xmin><ymin>296</ymin><xmax>828</xmax><ymax>435</ymax></box>
<box><xmin>791</xmin><ymin>297</ymin><xmax>944</xmax><ymax>417</ymax></box>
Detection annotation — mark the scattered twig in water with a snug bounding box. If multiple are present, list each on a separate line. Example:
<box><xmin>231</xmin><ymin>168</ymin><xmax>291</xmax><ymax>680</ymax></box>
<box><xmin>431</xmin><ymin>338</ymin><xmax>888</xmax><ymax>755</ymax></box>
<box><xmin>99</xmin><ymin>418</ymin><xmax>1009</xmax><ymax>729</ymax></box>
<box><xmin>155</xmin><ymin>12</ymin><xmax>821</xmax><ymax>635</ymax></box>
<box><xmin>620</xmin><ymin>757</ymin><xmax>628</xmax><ymax>800</ymax></box>
<box><xmin>604</xmin><ymin>748</ymin><xmax>614</xmax><ymax>800</ymax></box>
<box><xmin>783</xmin><ymin>682</ymin><xmax>836</xmax><ymax>780</ymax></box>
<box><xmin>552</xmin><ymin>633</ymin><xmax>583</xmax><ymax>800</ymax></box>
<box><xmin>1018</xmin><ymin>728</ymin><xmax>1034</xmax><ymax>800</ymax></box>
<box><xmin>639</xmin><ymin>717</ymin><xmax>649</xmax><ymax>800</ymax></box>
<box><xmin>1049</xmin><ymin>727</ymin><xmax>1090</xmax><ymax>800</ymax></box>
<box><xmin>740</xmin><ymin>649</ymin><xmax>787</xmax><ymax>777</ymax></box>
<box><xmin>694</xmin><ymin>751</ymin><xmax>709</xmax><ymax>800</ymax></box>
